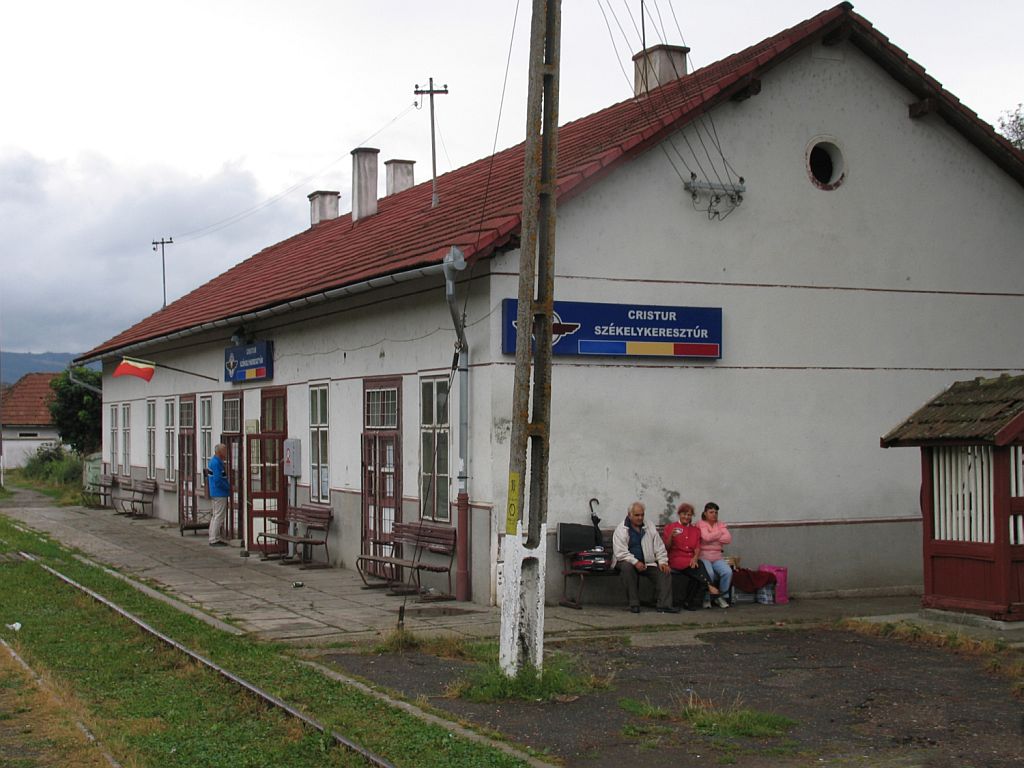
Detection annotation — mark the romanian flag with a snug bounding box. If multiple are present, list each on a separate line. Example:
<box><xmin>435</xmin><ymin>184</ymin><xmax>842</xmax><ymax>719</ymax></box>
<box><xmin>113</xmin><ymin>357</ymin><xmax>156</xmax><ymax>382</ymax></box>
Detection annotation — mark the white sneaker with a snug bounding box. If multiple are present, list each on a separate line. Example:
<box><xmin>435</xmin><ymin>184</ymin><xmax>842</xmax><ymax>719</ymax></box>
<box><xmin>715</xmin><ymin>596</ymin><xmax>730</xmax><ymax>609</ymax></box>
<box><xmin>702</xmin><ymin>597</ymin><xmax>712</xmax><ymax>609</ymax></box>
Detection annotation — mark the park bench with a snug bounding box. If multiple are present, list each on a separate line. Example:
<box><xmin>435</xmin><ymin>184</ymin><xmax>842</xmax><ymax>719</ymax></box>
<box><xmin>256</xmin><ymin>504</ymin><xmax>333</xmax><ymax>569</ymax></box>
<box><xmin>116</xmin><ymin>478</ymin><xmax>158</xmax><ymax>518</ymax></box>
<box><xmin>557</xmin><ymin>522</ymin><xmax>734</xmax><ymax>609</ymax></box>
<box><xmin>82</xmin><ymin>473</ymin><xmax>115</xmax><ymax>509</ymax></box>
<box><xmin>355</xmin><ymin>521</ymin><xmax>456</xmax><ymax>600</ymax></box>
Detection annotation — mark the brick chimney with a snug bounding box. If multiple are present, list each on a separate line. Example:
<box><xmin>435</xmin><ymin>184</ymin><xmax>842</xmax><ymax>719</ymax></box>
<box><xmin>307</xmin><ymin>190</ymin><xmax>340</xmax><ymax>227</ymax></box>
<box><xmin>632</xmin><ymin>44</ymin><xmax>690</xmax><ymax>96</ymax></box>
<box><xmin>351</xmin><ymin>147</ymin><xmax>380</xmax><ymax>221</ymax></box>
<box><xmin>384</xmin><ymin>159</ymin><xmax>415</xmax><ymax>196</ymax></box>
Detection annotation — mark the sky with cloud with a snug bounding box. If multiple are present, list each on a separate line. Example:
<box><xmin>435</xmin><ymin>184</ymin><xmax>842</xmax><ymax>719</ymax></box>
<box><xmin>1</xmin><ymin>0</ymin><xmax>1021</xmax><ymax>355</ymax></box>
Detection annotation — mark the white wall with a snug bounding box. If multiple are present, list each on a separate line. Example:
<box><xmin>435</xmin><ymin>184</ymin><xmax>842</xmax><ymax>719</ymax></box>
<box><xmin>481</xmin><ymin>40</ymin><xmax>1024</xmax><ymax>596</ymax></box>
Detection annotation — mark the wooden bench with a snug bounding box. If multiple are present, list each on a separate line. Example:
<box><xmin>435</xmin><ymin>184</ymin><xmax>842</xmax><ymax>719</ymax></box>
<box><xmin>116</xmin><ymin>479</ymin><xmax>158</xmax><ymax>518</ymax></box>
<box><xmin>355</xmin><ymin>521</ymin><xmax>457</xmax><ymax>600</ymax></box>
<box><xmin>256</xmin><ymin>504</ymin><xmax>333</xmax><ymax>569</ymax></box>
<box><xmin>82</xmin><ymin>473</ymin><xmax>115</xmax><ymax>508</ymax></box>
<box><xmin>558</xmin><ymin>522</ymin><xmax>736</xmax><ymax>608</ymax></box>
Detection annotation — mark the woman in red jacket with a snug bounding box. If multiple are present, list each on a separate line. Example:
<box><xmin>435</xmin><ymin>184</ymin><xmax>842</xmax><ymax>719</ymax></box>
<box><xmin>662</xmin><ymin>503</ymin><xmax>719</xmax><ymax>610</ymax></box>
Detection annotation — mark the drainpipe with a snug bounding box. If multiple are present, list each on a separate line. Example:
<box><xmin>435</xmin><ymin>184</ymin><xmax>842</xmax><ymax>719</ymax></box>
<box><xmin>69</xmin><ymin>370</ymin><xmax>103</xmax><ymax>395</ymax></box>
<box><xmin>442</xmin><ymin>246</ymin><xmax>470</xmax><ymax>601</ymax></box>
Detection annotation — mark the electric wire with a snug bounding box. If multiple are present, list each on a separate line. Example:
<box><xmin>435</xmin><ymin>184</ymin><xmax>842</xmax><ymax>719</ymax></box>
<box><xmin>18</xmin><ymin>552</ymin><xmax>397</xmax><ymax>768</ymax></box>
<box><xmin>175</xmin><ymin>102</ymin><xmax>418</xmax><ymax>243</ymax></box>
<box><xmin>461</xmin><ymin>0</ymin><xmax>523</xmax><ymax>325</ymax></box>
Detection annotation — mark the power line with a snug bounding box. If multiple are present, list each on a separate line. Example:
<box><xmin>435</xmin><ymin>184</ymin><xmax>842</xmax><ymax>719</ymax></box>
<box><xmin>175</xmin><ymin>102</ymin><xmax>418</xmax><ymax>243</ymax></box>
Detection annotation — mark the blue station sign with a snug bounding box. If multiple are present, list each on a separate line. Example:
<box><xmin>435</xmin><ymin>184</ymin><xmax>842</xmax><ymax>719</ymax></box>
<box><xmin>224</xmin><ymin>340</ymin><xmax>274</xmax><ymax>383</ymax></box>
<box><xmin>501</xmin><ymin>299</ymin><xmax>722</xmax><ymax>359</ymax></box>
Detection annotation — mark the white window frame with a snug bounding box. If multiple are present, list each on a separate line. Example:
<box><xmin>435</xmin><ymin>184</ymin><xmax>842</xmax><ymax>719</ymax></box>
<box><xmin>164</xmin><ymin>398</ymin><xmax>176</xmax><ymax>482</ymax></box>
<box><xmin>199</xmin><ymin>396</ymin><xmax>213</xmax><ymax>488</ymax></box>
<box><xmin>222</xmin><ymin>395</ymin><xmax>240</xmax><ymax>434</ymax></box>
<box><xmin>365</xmin><ymin>387</ymin><xmax>398</xmax><ymax>429</ymax></box>
<box><xmin>419</xmin><ymin>377</ymin><xmax>450</xmax><ymax>522</ymax></box>
<box><xmin>120</xmin><ymin>403</ymin><xmax>131</xmax><ymax>476</ymax></box>
<box><xmin>309</xmin><ymin>383</ymin><xmax>330</xmax><ymax>503</ymax></box>
<box><xmin>146</xmin><ymin>400</ymin><xmax>157</xmax><ymax>480</ymax></box>
<box><xmin>109</xmin><ymin>404</ymin><xmax>118</xmax><ymax>473</ymax></box>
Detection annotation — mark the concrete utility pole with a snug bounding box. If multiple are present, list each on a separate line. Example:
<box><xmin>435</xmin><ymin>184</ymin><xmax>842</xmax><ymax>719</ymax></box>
<box><xmin>499</xmin><ymin>0</ymin><xmax>561</xmax><ymax>678</ymax></box>
<box><xmin>413</xmin><ymin>78</ymin><xmax>449</xmax><ymax>208</ymax></box>
<box><xmin>152</xmin><ymin>237</ymin><xmax>173</xmax><ymax>308</ymax></box>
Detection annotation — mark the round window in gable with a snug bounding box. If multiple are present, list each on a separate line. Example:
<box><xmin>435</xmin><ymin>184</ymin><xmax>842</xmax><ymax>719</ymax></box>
<box><xmin>806</xmin><ymin>138</ymin><xmax>845</xmax><ymax>190</ymax></box>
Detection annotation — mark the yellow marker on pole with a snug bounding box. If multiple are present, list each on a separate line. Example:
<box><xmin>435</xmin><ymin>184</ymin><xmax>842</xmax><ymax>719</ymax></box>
<box><xmin>506</xmin><ymin>472</ymin><xmax>520</xmax><ymax>534</ymax></box>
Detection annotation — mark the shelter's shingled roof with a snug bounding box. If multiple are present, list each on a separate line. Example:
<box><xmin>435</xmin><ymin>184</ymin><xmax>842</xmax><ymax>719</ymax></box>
<box><xmin>0</xmin><ymin>373</ymin><xmax>58</xmax><ymax>427</ymax></box>
<box><xmin>881</xmin><ymin>374</ymin><xmax>1024</xmax><ymax>448</ymax></box>
<box><xmin>79</xmin><ymin>2</ymin><xmax>1024</xmax><ymax>362</ymax></box>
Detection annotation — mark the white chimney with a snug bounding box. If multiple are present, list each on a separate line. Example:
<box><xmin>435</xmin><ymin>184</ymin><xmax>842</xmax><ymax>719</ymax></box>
<box><xmin>384</xmin><ymin>159</ymin><xmax>416</xmax><ymax>196</ymax></box>
<box><xmin>632</xmin><ymin>44</ymin><xmax>690</xmax><ymax>96</ymax></box>
<box><xmin>307</xmin><ymin>190</ymin><xmax>340</xmax><ymax>227</ymax></box>
<box><xmin>351</xmin><ymin>147</ymin><xmax>380</xmax><ymax>221</ymax></box>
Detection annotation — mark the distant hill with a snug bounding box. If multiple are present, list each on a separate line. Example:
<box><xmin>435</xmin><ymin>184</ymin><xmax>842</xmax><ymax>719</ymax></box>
<box><xmin>0</xmin><ymin>352</ymin><xmax>84</xmax><ymax>386</ymax></box>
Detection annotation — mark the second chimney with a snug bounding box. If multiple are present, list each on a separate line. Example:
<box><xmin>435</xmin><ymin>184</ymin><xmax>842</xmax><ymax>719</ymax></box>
<box><xmin>632</xmin><ymin>44</ymin><xmax>690</xmax><ymax>96</ymax></box>
<box><xmin>308</xmin><ymin>190</ymin><xmax>340</xmax><ymax>227</ymax></box>
<box><xmin>384</xmin><ymin>159</ymin><xmax>416</xmax><ymax>196</ymax></box>
<box><xmin>351</xmin><ymin>147</ymin><xmax>380</xmax><ymax>221</ymax></box>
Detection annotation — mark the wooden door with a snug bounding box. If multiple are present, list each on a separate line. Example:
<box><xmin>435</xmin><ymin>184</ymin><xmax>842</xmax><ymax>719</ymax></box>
<box><xmin>247</xmin><ymin>434</ymin><xmax>286</xmax><ymax>554</ymax></box>
<box><xmin>221</xmin><ymin>432</ymin><xmax>243</xmax><ymax>540</ymax></box>
<box><xmin>177</xmin><ymin>430</ymin><xmax>200</xmax><ymax>533</ymax></box>
<box><xmin>361</xmin><ymin>431</ymin><xmax>402</xmax><ymax>578</ymax></box>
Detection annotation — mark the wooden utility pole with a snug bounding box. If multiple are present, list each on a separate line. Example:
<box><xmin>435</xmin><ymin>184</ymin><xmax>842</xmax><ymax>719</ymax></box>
<box><xmin>151</xmin><ymin>237</ymin><xmax>173</xmax><ymax>308</ymax></box>
<box><xmin>413</xmin><ymin>78</ymin><xmax>449</xmax><ymax>207</ymax></box>
<box><xmin>499</xmin><ymin>0</ymin><xmax>561</xmax><ymax>678</ymax></box>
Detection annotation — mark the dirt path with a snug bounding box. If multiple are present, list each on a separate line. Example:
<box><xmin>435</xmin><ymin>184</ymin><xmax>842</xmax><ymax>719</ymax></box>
<box><xmin>321</xmin><ymin>627</ymin><xmax>1024</xmax><ymax>767</ymax></box>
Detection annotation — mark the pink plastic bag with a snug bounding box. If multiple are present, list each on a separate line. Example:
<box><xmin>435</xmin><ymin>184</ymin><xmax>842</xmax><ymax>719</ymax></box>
<box><xmin>758</xmin><ymin>564</ymin><xmax>788</xmax><ymax>604</ymax></box>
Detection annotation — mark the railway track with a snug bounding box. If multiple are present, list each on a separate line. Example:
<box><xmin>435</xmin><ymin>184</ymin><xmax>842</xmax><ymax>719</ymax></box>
<box><xmin>17</xmin><ymin>551</ymin><xmax>396</xmax><ymax>768</ymax></box>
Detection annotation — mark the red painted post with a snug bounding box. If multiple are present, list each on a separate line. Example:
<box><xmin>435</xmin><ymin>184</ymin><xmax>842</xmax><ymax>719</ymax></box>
<box><xmin>456</xmin><ymin>490</ymin><xmax>470</xmax><ymax>601</ymax></box>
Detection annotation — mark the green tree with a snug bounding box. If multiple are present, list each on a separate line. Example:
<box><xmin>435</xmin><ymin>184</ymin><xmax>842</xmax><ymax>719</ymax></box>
<box><xmin>49</xmin><ymin>367</ymin><xmax>102</xmax><ymax>454</ymax></box>
<box><xmin>998</xmin><ymin>103</ymin><xmax>1024</xmax><ymax>150</ymax></box>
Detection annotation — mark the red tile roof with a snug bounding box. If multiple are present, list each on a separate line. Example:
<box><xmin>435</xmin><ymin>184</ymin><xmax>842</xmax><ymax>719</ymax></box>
<box><xmin>0</xmin><ymin>373</ymin><xmax>58</xmax><ymax>427</ymax></box>
<box><xmin>79</xmin><ymin>2</ymin><xmax>1024</xmax><ymax>362</ymax></box>
<box><xmin>881</xmin><ymin>374</ymin><xmax>1024</xmax><ymax>447</ymax></box>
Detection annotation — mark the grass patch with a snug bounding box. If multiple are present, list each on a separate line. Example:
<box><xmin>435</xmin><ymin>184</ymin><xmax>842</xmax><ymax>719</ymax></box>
<box><xmin>0</xmin><ymin>513</ymin><xmax>528</xmax><ymax>768</ymax></box>
<box><xmin>447</xmin><ymin>652</ymin><xmax>602</xmax><ymax>703</ymax></box>
<box><xmin>370</xmin><ymin>631</ymin><xmax>495</xmax><ymax>663</ymax></box>
<box><xmin>619</xmin><ymin>696</ymin><xmax>671</xmax><ymax>719</ymax></box>
<box><xmin>674</xmin><ymin>690</ymin><xmax>795</xmax><ymax>739</ymax></box>
<box><xmin>4</xmin><ymin>468</ymin><xmax>82</xmax><ymax>506</ymax></box>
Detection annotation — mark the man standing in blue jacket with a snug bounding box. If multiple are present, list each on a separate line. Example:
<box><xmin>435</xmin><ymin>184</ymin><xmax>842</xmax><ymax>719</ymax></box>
<box><xmin>208</xmin><ymin>443</ymin><xmax>231</xmax><ymax>547</ymax></box>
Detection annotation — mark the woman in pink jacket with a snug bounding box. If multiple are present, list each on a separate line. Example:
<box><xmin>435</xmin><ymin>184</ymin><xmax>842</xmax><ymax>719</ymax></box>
<box><xmin>699</xmin><ymin>502</ymin><xmax>732</xmax><ymax>608</ymax></box>
<box><xmin>662</xmin><ymin>502</ymin><xmax>719</xmax><ymax>610</ymax></box>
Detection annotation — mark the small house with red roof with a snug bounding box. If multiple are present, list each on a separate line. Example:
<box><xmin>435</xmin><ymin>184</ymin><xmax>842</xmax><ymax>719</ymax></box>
<box><xmin>0</xmin><ymin>372</ymin><xmax>62</xmax><ymax>469</ymax></box>
<box><xmin>77</xmin><ymin>4</ymin><xmax>1024</xmax><ymax>605</ymax></box>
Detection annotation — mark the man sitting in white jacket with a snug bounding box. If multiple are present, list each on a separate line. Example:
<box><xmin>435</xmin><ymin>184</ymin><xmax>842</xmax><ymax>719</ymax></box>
<box><xmin>611</xmin><ymin>501</ymin><xmax>678</xmax><ymax>614</ymax></box>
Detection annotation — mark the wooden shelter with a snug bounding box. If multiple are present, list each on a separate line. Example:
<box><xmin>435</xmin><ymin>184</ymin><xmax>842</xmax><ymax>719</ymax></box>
<box><xmin>882</xmin><ymin>374</ymin><xmax>1024</xmax><ymax>621</ymax></box>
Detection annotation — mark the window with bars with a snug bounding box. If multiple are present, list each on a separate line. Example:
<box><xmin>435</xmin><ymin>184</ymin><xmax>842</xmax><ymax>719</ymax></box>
<box><xmin>199</xmin><ymin>396</ymin><xmax>213</xmax><ymax>487</ymax></box>
<box><xmin>109</xmin><ymin>404</ymin><xmax>118</xmax><ymax>473</ymax></box>
<box><xmin>121</xmin><ymin>403</ymin><xmax>131</xmax><ymax>476</ymax></box>
<box><xmin>931</xmin><ymin>445</ymin><xmax>993</xmax><ymax>544</ymax></box>
<box><xmin>420</xmin><ymin>378</ymin><xmax>450</xmax><ymax>522</ymax></box>
<box><xmin>365</xmin><ymin>388</ymin><xmax>398</xmax><ymax>429</ymax></box>
<box><xmin>309</xmin><ymin>384</ymin><xmax>329</xmax><ymax>503</ymax></box>
<box><xmin>222</xmin><ymin>396</ymin><xmax>240</xmax><ymax>434</ymax></box>
<box><xmin>146</xmin><ymin>400</ymin><xmax>156</xmax><ymax>480</ymax></box>
<box><xmin>164</xmin><ymin>398</ymin><xmax>176</xmax><ymax>481</ymax></box>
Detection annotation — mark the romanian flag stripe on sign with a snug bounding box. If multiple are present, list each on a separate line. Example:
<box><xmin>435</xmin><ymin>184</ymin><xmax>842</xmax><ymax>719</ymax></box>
<box><xmin>113</xmin><ymin>358</ymin><xmax>156</xmax><ymax>382</ymax></box>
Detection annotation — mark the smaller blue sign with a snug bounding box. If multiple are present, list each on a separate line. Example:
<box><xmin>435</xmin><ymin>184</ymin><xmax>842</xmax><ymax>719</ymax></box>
<box><xmin>502</xmin><ymin>299</ymin><xmax>722</xmax><ymax>359</ymax></box>
<box><xmin>224</xmin><ymin>340</ymin><xmax>274</xmax><ymax>383</ymax></box>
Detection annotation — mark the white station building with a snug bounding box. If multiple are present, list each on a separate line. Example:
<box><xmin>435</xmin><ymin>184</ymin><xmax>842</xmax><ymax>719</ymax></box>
<box><xmin>79</xmin><ymin>4</ymin><xmax>1024</xmax><ymax>605</ymax></box>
